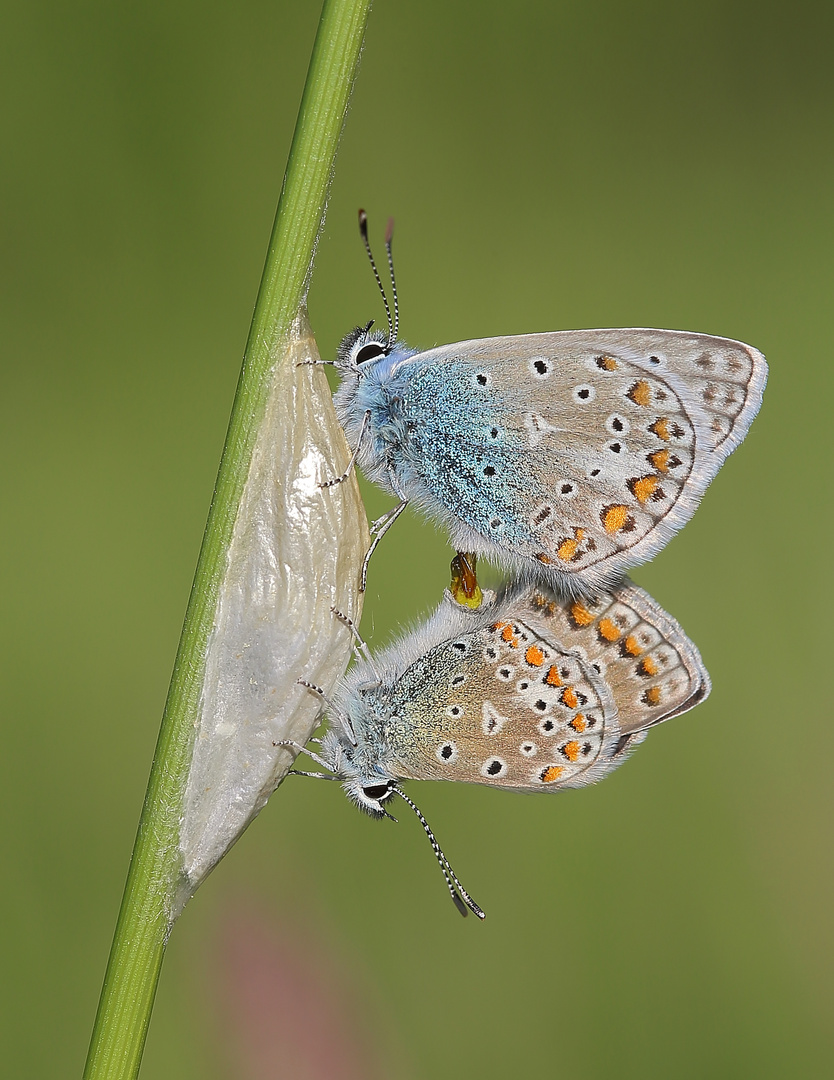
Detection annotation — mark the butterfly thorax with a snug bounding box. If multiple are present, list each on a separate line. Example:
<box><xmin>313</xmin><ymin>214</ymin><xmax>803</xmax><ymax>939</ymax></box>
<box><xmin>334</xmin><ymin>328</ymin><xmax>421</xmax><ymax>491</ymax></box>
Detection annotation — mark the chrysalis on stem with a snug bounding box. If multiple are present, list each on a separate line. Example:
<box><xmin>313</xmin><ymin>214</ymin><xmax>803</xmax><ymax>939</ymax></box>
<box><xmin>176</xmin><ymin>310</ymin><xmax>369</xmax><ymax>909</ymax></box>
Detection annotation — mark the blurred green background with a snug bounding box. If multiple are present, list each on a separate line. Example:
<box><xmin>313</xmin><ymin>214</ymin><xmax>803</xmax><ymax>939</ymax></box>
<box><xmin>3</xmin><ymin>0</ymin><xmax>832</xmax><ymax>1076</ymax></box>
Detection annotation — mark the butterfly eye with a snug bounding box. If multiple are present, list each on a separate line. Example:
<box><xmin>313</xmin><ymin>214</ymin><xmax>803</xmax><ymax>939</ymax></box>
<box><xmin>355</xmin><ymin>342</ymin><xmax>387</xmax><ymax>364</ymax></box>
<box><xmin>362</xmin><ymin>783</ymin><xmax>392</xmax><ymax>801</ymax></box>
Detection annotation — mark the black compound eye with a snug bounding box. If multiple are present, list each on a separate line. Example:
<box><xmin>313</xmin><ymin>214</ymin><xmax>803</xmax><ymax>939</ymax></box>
<box><xmin>362</xmin><ymin>783</ymin><xmax>391</xmax><ymax>801</ymax></box>
<box><xmin>355</xmin><ymin>342</ymin><xmax>386</xmax><ymax>364</ymax></box>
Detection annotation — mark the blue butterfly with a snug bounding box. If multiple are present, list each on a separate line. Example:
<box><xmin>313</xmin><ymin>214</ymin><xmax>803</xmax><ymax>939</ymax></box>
<box><xmin>330</xmin><ymin>212</ymin><xmax>767</xmax><ymax>594</ymax></box>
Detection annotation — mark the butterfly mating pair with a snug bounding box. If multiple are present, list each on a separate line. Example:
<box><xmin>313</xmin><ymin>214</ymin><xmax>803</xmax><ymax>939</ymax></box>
<box><xmin>288</xmin><ymin>212</ymin><xmax>767</xmax><ymax>918</ymax></box>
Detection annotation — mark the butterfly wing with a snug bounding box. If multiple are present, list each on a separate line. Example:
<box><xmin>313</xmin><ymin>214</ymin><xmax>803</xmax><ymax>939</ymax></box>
<box><xmin>377</xmin><ymin>580</ymin><xmax>708</xmax><ymax>792</ymax></box>
<box><xmin>394</xmin><ymin>330</ymin><xmax>766</xmax><ymax>590</ymax></box>
<box><xmin>383</xmin><ymin>604</ymin><xmax>622</xmax><ymax>793</ymax></box>
<box><xmin>522</xmin><ymin>580</ymin><xmax>710</xmax><ymax>740</ymax></box>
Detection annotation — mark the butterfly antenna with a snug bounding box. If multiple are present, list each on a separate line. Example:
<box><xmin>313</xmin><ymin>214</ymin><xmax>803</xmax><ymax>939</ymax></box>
<box><xmin>358</xmin><ymin>209</ymin><xmax>394</xmax><ymax>352</ymax></box>
<box><xmin>384</xmin><ymin>216</ymin><xmax>399</xmax><ymax>349</ymax></box>
<box><xmin>391</xmin><ymin>788</ymin><xmax>486</xmax><ymax>920</ymax></box>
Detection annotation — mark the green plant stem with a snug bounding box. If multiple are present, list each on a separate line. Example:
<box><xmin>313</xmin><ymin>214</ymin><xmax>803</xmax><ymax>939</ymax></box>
<box><xmin>83</xmin><ymin>3</ymin><xmax>372</xmax><ymax>1077</ymax></box>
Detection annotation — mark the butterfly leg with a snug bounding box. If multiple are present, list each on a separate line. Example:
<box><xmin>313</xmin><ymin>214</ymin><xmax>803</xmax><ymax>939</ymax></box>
<box><xmin>361</xmin><ymin>498</ymin><xmax>409</xmax><ymax>591</ymax></box>
<box><xmin>273</xmin><ymin>738</ymin><xmax>333</xmax><ymax>772</ymax></box>
<box><xmin>296</xmin><ymin>678</ymin><xmax>336</xmax><ymax>709</ymax></box>
<box><xmin>330</xmin><ymin>605</ymin><xmax>380</xmax><ymax>678</ymax></box>
<box><xmin>320</xmin><ymin>409</ymin><xmax>370</xmax><ymax>489</ymax></box>
<box><xmin>295</xmin><ymin>679</ymin><xmax>357</xmax><ymax>744</ymax></box>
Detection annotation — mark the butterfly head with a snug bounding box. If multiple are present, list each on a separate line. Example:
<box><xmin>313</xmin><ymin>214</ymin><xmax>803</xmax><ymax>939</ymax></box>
<box><xmin>318</xmin><ymin>651</ymin><xmax>487</xmax><ymax>918</ymax></box>
<box><xmin>319</xmin><ymin>718</ymin><xmax>485</xmax><ymax>917</ymax></box>
<box><xmin>336</xmin><ymin>321</ymin><xmax>391</xmax><ymax>375</ymax></box>
<box><xmin>320</xmin><ymin>722</ymin><xmax>401</xmax><ymax>819</ymax></box>
<box><xmin>348</xmin><ymin>777</ymin><xmax>399</xmax><ymax>818</ymax></box>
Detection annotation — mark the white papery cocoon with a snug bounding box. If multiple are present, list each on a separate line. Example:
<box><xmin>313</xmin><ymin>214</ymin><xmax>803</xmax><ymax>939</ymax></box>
<box><xmin>177</xmin><ymin>308</ymin><xmax>368</xmax><ymax>907</ymax></box>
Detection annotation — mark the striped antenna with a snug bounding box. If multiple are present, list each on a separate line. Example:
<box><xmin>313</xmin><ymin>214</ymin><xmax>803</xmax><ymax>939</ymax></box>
<box><xmin>358</xmin><ymin>209</ymin><xmax>395</xmax><ymax>352</ymax></box>
<box><xmin>391</xmin><ymin>788</ymin><xmax>486</xmax><ymax>920</ymax></box>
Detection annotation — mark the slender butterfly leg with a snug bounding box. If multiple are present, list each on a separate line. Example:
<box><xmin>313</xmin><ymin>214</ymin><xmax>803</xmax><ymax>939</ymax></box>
<box><xmin>330</xmin><ymin>605</ymin><xmax>380</xmax><ymax>680</ymax></box>
<box><xmin>273</xmin><ymin>737</ymin><xmax>335</xmax><ymax>773</ymax></box>
<box><xmin>320</xmin><ymin>409</ymin><xmax>371</xmax><ymax>489</ymax></box>
<box><xmin>361</xmin><ymin>498</ymin><xmax>409</xmax><ymax>592</ymax></box>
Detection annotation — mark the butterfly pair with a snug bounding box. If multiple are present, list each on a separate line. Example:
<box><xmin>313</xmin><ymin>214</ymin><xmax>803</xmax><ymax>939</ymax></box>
<box><xmin>290</xmin><ymin>212</ymin><xmax>766</xmax><ymax>917</ymax></box>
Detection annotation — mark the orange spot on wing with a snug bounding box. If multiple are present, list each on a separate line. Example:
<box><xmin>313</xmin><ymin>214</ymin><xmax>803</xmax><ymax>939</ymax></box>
<box><xmin>597</xmin><ymin>356</ymin><xmax>618</xmax><ymax>371</ymax></box>
<box><xmin>597</xmin><ymin>617</ymin><xmax>621</xmax><ymax>642</ymax></box>
<box><xmin>557</xmin><ymin>526</ymin><xmax>588</xmax><ymax>562</ymax></box>
<box><xmin>534</xmin><ymin>593</ymin><xmax>562</xmax><ymax>617</ymax></box>
<box><xmin>561</xmin><ymin>686</ymin><xmax>579</xmax><ymax>709</ymax></box>
<box><xmin>570</xmin><ymin>714</ymin><xmax>587</xmax><ymax>733</ymax></box>
<box><xmin>569</xmin><ymin>602</ymin><xmax>595</xmax><ymax>627</ymax></box>
<box><xmin>561</xmin><ymin>741</ymin><xmax>581</xmax><ymax>762</ymax></box>
<box><xmin>545</xmin><ymin>665</ymin><xmax>562</xmax><ymax>686</ymax></box>
<box><xmin>540</xmin><ymin>765</ymin><xmax>564</xmax><ymax>783</ymax></box>
<box><xmin>643</xmin><ymin>686</ymin><xmax>662</xmax><ymax>706</ymax></box>
<box><xmin>501</xmin><ymin>625</ymin><xmax>515</xmax><ymax>642</ymax></box>
<box><xmin>627</xmin><ymin>379</ymin><xmax>652</xmax><ymax>407</ymax></box>
<box><xmin>602</xmin><ymin>505</ymin><xmax>629</xmax><ymax>534</ymax></box>
<box><xmin>525</xmin><ymin>645</ymin><xmax>545</xmax><ymax>667</ymax></box>
<box><xmin>623</xmin><ymin>635</ymin><xmax>641</xmax><ymax>656</ymax></box>
<box><xmin>630</xmin><ymin>475</ymin><xmax>660</xmax><ymax>503</ymax></box>
<box><xmin>650</xmin><ymin>418</ymin><xmax>670</xmax><ymax>441</ymax></box>
<box><xmin>638</xmin><ymin>656</ymin><xmax>659</xmax><ymax>676</ymax></box>
<box><xmin>648</xmin><ymin>449</ymin><xmax>670</xmax><ymax>473</ymax></box>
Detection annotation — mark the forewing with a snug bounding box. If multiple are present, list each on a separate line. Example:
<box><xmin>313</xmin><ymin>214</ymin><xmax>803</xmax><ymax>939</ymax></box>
<box><xmin>385</xmin><ymin>613</ymin><xmax>620</xmax><ymax>792</ymax></box>
<box><xmin>516</xmin><ymin>328</ymin><xmax>767</xmax><ymax>459</ymax></box>
<box><xmin>400</xmin><ymin>330</ymin><xmax>765</xmax><ymax>581</ymax></box>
